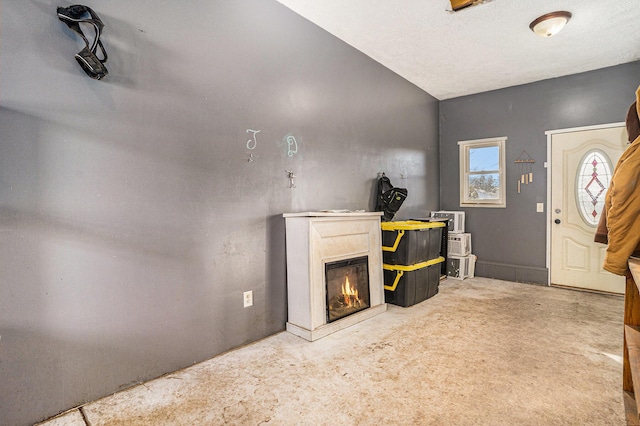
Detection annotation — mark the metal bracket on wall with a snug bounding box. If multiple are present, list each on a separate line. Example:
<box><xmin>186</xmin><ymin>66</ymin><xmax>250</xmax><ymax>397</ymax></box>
<box><xmin>286</xmin><ymin>170</ymin><xmax>296</xmax><ymax>188</ymax></box>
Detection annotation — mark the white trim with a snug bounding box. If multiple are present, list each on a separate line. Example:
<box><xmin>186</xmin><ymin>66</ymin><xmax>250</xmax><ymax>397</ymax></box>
<box><xmin>546</xmin><ymin>132</ymin><xmax>552</xmax><ymax>286</ymax></box>
<box><xmin>545</xmin><ymin>122</ymin><xmax>624</xmax><ymax>286</ymax></box>
<box><xmin>545</xmin><ymin>122</ymin><xmax>625</xmax><ymax>136</ymax></box>
<box><xmin>458</xmin><ymin>136</ymin><xmax>508</xmax><ymax>145</ymax></box>
<box><xmin>459</xmin><ymin>136</ymin><xmax>507</xmax><ymax>208</ymax></box>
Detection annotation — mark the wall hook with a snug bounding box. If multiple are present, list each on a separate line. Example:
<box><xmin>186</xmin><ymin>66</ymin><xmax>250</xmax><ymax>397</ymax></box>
<box><xmin>286</xmin><ymin>170</ymin><xmax>296</xmax><ymax>188</ymax></box>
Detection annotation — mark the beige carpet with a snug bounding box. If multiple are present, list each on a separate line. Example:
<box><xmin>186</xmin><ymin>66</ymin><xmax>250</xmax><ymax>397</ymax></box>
<box><xmin>39</xmin><ymin>277</ymin><xmax>625</xmax><ymax>426</ymax></box>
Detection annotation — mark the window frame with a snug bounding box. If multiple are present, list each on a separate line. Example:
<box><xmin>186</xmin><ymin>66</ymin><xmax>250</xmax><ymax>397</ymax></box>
<box><xmin>574</xmin><ymin>148</ymin><xmax>613</xmax><ymax>227</ymax></box>
<box><xmin>458</xmin><ymin>136</ymin><xmax>507</xmax><ymax>208</ymax></box>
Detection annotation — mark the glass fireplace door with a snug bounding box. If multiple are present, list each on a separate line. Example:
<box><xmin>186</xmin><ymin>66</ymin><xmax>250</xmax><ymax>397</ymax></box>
<box><xmin>325</xmin><ymin>256</ymin><xmax>370</xmax><ymax>323</ymax></box>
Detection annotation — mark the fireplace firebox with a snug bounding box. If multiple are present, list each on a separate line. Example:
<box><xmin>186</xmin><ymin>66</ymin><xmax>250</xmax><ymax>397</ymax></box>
<box><xmin>325</xmin><ymin>256</ymin><xmax>370</xmax><ymax>323</ymax></box>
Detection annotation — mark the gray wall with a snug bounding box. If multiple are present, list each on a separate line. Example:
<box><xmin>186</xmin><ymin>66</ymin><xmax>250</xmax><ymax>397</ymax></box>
<box><xmin>440</xmin><ymin>61</ymin><xmax>640</xmax><ymax>283</ymax></box>
<box><xmin>0</xmin><ymin>1</ymin><xmax>439</xmax><ymax>425</ymax></box>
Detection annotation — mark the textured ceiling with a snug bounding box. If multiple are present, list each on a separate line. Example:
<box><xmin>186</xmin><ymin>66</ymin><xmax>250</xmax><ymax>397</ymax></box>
<box><xmin>277</xmin><ymin>0</ymin><xmax>640</xmax><ymax>100</ymax></box>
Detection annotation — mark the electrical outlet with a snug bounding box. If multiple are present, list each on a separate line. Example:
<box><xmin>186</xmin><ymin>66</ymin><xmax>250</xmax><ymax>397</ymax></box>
<box><xmin>243</xmin><ymin>291</ymin><xmax>253</xmax><ymax>308</ymax></box>
<box><xmin>536</xmin><ymin>203</ymin><xmax>544</xmax><ymax>213</ymax></box>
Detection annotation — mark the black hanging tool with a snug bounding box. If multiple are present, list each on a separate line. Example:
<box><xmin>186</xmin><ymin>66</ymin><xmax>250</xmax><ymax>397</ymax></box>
<box><xmin>57</xmin><ymin>5</ymin><xmax>108</xmax><ymax>79</ymax></box>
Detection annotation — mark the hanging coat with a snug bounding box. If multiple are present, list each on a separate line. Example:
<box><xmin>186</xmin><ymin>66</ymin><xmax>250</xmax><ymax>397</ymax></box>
<box><xmin>603</xmin><ymin>86</ymin><xmax>640</xmax><ymax>276</ymax></box>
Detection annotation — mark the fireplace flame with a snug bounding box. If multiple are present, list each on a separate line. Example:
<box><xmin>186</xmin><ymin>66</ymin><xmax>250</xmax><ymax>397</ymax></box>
<box><xmin>341</xmin><ymin>276</ymin><xmax>362</xmax><ymax>307</ymax></box>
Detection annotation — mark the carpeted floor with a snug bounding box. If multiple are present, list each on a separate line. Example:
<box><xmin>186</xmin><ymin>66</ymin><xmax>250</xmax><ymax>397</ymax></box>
<box><xmin>38</xmin><ymin>277</ymin><xmax>625</xmax><ymax>426</ymax></box>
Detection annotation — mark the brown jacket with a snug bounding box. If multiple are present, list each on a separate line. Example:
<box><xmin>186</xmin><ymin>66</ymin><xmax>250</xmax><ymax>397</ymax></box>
<box><xmin>594</xmin><ymin>206</ymin><xmax>608</xmax><ymax>244</ymax></box>
<box><xmin>603</xmin><ymin>86</ymin><xmax>640</xmax><ymax>275</ymax></box>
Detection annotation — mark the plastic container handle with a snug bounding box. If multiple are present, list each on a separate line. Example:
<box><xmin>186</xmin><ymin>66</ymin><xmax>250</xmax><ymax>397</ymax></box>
<box><xmin>382</xmin><ymin>229</ymin><xmax>405</xmax><ymax>252</ymax></box>
<box><xmin>384</xmin><ymin>270</ymin><xmax>404</xmax><ymax>291</ymax></box>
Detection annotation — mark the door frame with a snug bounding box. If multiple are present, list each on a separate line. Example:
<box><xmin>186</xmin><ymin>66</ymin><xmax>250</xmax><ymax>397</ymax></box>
<box><xmin>545</xmin><ymin>122</ymin><xmax>625</xmax><ymax>286</ymax></box>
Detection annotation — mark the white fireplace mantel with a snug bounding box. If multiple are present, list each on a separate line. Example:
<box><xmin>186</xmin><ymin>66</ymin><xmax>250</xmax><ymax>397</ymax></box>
<box><xmin>283</xmin><ymin>211</ymin><xmax>387</xmax><ymax>341</ymax></box>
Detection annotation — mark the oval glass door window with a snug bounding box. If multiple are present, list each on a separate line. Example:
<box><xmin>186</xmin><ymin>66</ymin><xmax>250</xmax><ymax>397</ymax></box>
<box><xmin>575</xmin><ymin>149</ymin><xmax>613</xmax><ymax>226</ymax></box>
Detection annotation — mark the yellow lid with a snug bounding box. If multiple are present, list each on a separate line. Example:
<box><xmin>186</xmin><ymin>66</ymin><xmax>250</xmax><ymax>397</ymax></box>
<box><xmin>383</xmin><ymin>257</ymin><xmax>445</xmax><ymax>291</ymax></box>
<box><xmin>383</xmin><ymin>256</ymin><xmax>445</xmax><ymax>271</ymax></box>
<box><xmin>380</xmin><ymin>220</ymin><xmax>445</xmax><ymax>231</ymax></box>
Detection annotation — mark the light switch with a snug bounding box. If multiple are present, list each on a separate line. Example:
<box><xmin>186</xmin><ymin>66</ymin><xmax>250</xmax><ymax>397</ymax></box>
<box><xmin>536</xmin><ymin>203</ymin><xmax>544</xmax><ymax>213</ymax></box>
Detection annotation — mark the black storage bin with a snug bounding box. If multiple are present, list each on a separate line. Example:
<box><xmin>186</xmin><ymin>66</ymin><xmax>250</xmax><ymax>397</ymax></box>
<box><xmin>381</xmin><ymin>220</ymin><xmax>445</xmax><ymax>265</ymax></box>
<box><xmin>383</xmin><ymin>257</ymin><xmax>444</xmax><ymax>307</ymax></box>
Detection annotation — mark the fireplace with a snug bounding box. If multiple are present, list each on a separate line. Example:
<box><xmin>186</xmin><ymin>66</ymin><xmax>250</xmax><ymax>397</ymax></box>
<box><xmin>283</xmin><ymin>211</ymin><xmax>387</xmax><ymax>341</ymax></box>
<box><xmin>325</xmin><ymin>256</ymin><xmax>370</xmax><ymax>323</ymax></box>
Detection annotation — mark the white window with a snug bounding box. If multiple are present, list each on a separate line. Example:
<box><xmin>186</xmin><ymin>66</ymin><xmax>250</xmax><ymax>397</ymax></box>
<box><xmin>458</xmin><ymin>137</ymin><xmax>507</xmax><ymax>208</ymax></box>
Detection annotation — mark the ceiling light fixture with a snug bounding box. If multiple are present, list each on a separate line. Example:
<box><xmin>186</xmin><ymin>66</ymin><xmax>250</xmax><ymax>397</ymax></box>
<box><xmin>529</xmin><ymin>11</ymin><xmax>572</xmax><ymax>37</ymax></box>
<box><xmin>450</xmin><ymin>0</ymin><xmax>474</xmax><ymax>11</ymax></box>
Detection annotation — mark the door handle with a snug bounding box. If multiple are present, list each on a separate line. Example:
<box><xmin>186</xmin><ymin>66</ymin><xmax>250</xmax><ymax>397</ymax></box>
<box><xmin>554</xmin><ymin>219</ymin><xmax>561</xmax><ymax>224</ymax></box>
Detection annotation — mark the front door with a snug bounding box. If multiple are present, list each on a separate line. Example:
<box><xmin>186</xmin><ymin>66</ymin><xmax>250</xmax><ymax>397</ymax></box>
<box><xmin>550</xmin><ymin>125</ymin><xmax>626</xmax><ymax>294</ymax></box>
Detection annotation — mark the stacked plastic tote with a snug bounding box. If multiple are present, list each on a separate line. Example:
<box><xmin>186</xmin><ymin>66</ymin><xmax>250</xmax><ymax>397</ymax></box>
<box><xmin>380</xmin><ymin>221</ymin><xmax>445</xmax><ymax>307</ymax></box>
<box><xmin>430</xmin><ymin>211</ymin><xmax>476</xmax><ymax>280</ymax></box>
